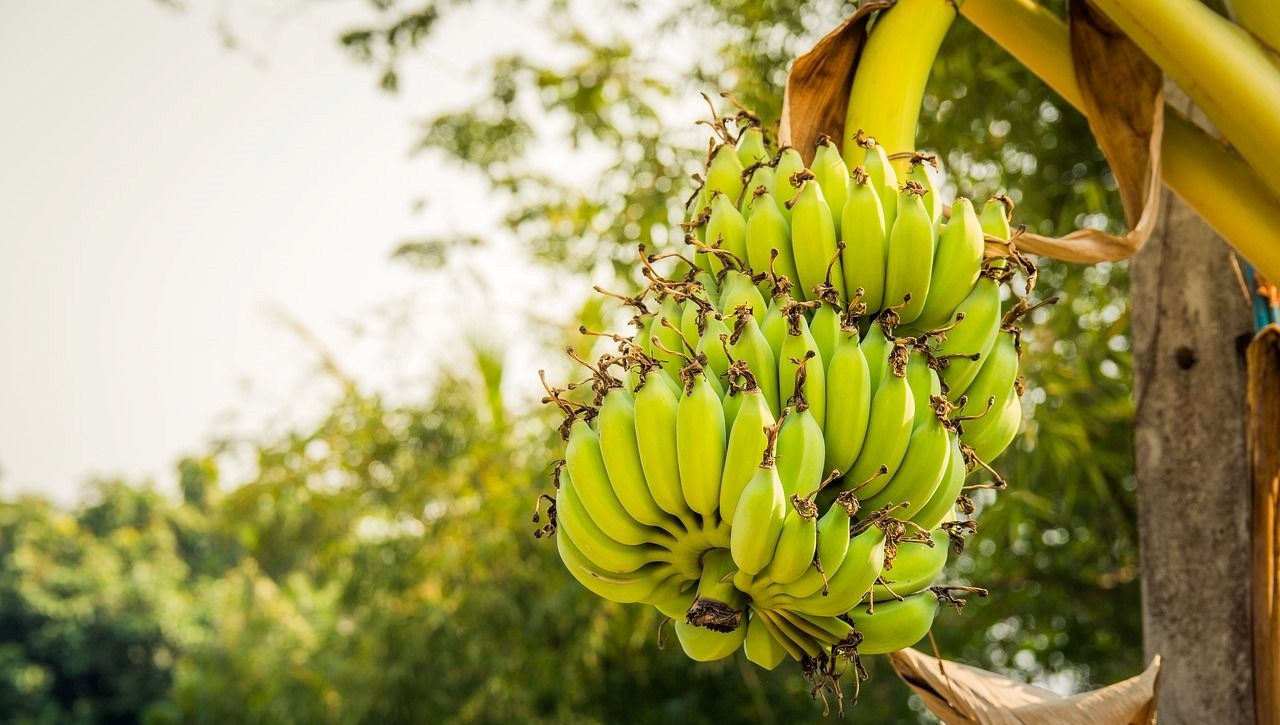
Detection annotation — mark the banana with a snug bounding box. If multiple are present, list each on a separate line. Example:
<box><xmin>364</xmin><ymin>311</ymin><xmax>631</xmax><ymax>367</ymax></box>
<box><xmin>761</xmin><ymin>501</ymin><xmax>818</xmax><ymax>585</ymax></box>
<box><xmin>744</xmin><ymin>611</ymin><xmax>788</xmax><ymax>670</ymax></box>
<box><xmin>557</xmin><ymin>469</ymin><xmax>670</xmax><ymax>574</ymax></box>
<box><xmin>566</xmin><ymin>419</ymin><xmax>667</xmax><ymax>547</ymax></box>
<box><xmin>904</xmin><ymin>349</ymin><xmax>942</xmax><ymax>432</ymax></box>
<box><xmin>778</xmin><ymin>310</ymin><xmax>826</xmax><ymax>428</ymax></box>
<box><xmin>861</xmin><ymin>318</ymin><xmax>892</xmax><ymax>392</ymax></box>
<box><xmin>916</xmin><ymin>197</ymin><xmax>984</xmax><ymax>330</ymax></box>
<box><xmin>770</xmin><ymin>526</ymin><xmax>886</xmax><ymax>617</ymax></box>
<box><xmin>705</xmin><ymin>192</ymin><xmax>749</xmax><ymax>272</ymax></box>
<box><xmin>775</xmin><ymin>376</ymin><xmax>825</xmax><ymax>499</ymax></box>
<box><xmin>694</xmin><ymin>313</ymin><xmax>733</xmax><ymax>385</ymax></box>
<box><xmin>760</xmin><ymin>292</ymin><xmax>788</xmax><ymax>357</ymax></box>
<box><xmin>811</xmin><ymin>136</ymin><xmax>850</xmax><ymax>239</ymax></box>
<box><xmin>740</xmin><ymin>163</ymin><xmax>777</xmax><ymax>218</ymax></box>
<box><xmin>786</xmin><ymin>610</ymin><xmax>855</xmax><ymax>645</ymax></box>
<box><xmin>650</xmin><ymin>577</ymin><xmax>697</xmax><ymax>619</ymax></box>
<box><xmin>959</xmin><ymin>327</ymin><xmax>1020</xmax><ymax>422</ymax></box>
<box><xmin>634</xmin><ymin>372</ymin><xmax>697</xmax><ymax>520</ymax></box>
<box><xmin>788</xmin><ymin>176</ymin><xmax>845</xmax><ymax>303</ymax></box>
<box><xmin>673</xmin><ymin>620</ymin><xmax>747</xmax><ymax>662</ymax></box>
<box><xmin>823</xmin><ymin>324</ymin><xmax>872</xmax><ymax>475</ymax></box>
<box><xmin>686</xmin><ymin>548</ymin><xmax>746</xmax><ymax>632</ymax></box>
<box><xmin>935</xmin><ymin>274</ymin><xmax>1002</xmax><ymax>395</ymax></box>
<box><xmin>719</xmin><ymin>378</ymin><xmax>774</xmax><ymax>524</ymax></box>
<box><xmin>849</xmin><ymin>592</ymin><xmax>938</xmax><ymax>655</ymax></box>
<box><xmin>745</xmin><ymin>190</ymin><xmax>801</xmax><ymax>290</ymax></box>
<box><xmin>980</xmin><ymin>194</ymin><xmax>1014</xmax><ymax>268</ymax></box>
<box><xmin>857</xmin><ymin>133</ymin><xmax>898</xmax><ymax>234</ymax></box>
<box><xmin>676</xmin><ymin>363</ymin><xmax>727</xmax><ymax>518</ymax></box>
<box><xmin>729</xmin><ymin>411</ymin><xmax>790</xmax><ymax>576</ymax></box>
<box><xmin>906</xmin><ymin>153</ymin><xmax>943</xmax><ymax>222</ymax></box>
<box><xmin>727</xmin><ymin>309</ymin><xmax>781</xmax><ymax>417</ymax></box>
<box><xmin>717</xmin><ymin>270</ymin><xmax>767</xmax><ymax>321</ymax></box>
<box><xmin>596</xmin><ymin>387</ymin><xmax>684</xmax><ymax>532</ymax></box>
<box><xmin>772</xmin><ymin>147</ymin><xmax>805</xmax><ymax>221</ymax></box>
<box><xmin>736</xmin><ymin>125</ymin><xmax>769</xmax><ymax>167</ymax></box>
<box><xmin>757</xmin><ymin>608</ymin><xmax>822</xmax><ymax>660</ymax></box>
<box><xmin>910</xmin><ymin>433</ymin><xmax>965</xmax><ymax>530</ymax></box>
<box><xmin>556</xmin><ymin>527</ymin><xmax>669</xmax><ymax>604</ymax></box>
<box><xmin>686</xmin><ymin>187</ymin><xmax>711</xmax><ymax>273</ymax></box>
<box><xmin>651</xmin><ymin>296</ymin><xmax>687</xmax><ymax>382</ymax></box>
<box><xmin>809</xmin><ymin>296</ymin><xmax>843</xmax><ymax>366</ymax></box>
<box><xmin>846</xmin><ymin>342</ymin><xmax>915</xmax><ymax>497</ymax></box>
<box><xmin>705</xmin><ymin>143</ymin><xmax>745</xmax><ymax>202</ymax></box>
<box><xmin>964</xmin><ymin>384</ymin><xmax>1022</xmax><ymax>462</ymax></box>
<box><xmin>859</xmin><ymin>415</ymin><xmax>952</xmax><ymax>517</ymax></box>
<box><xmin>870</xmin><ymin>528</ymin><xmax>949</xmax><ymax>601</ymax></box>
<box><xmin>883</xmin><ymin>181</ymin><xmax>935</xmax><ymax>325</ymax></box>
<box><xmin>841</xmin><ymin>167</ymin><xmax>889</xmax><ymax>313</ymax></box>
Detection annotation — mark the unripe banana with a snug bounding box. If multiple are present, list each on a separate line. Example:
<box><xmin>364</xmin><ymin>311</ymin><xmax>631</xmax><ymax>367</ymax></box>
<box><xmin>936</xmin><ymin>275</ymin><xmax>1002</xmax><ymax>395</ymax></box>
<box><xmin>980</xmin><ymin>194</ymin><xmax>1014</xmax><ymax>269</ymax></box>
<box><xmin>847</xmin><ymin>342</ymin><xmax>915</xmax><ymax>497</ymax></box>
<box><xmin>904</xmin><ymin>350</ymin><xmax>943</xmax><ymax>432</ymax></box>
<box><xmin>910</xmin><ymin>433</ymin><xmax>965</xmax><ymax>530</ymax></box>
<box><xmin>761</xmin><ymin>495</ymin><xmax>820</xmax><ymax>585</ymax></box>
<box><xmin>705</xmin><ymin>143</ymin><xmax>745</xmax><ymax>203</ymax></box>
<box><xmin>730</xmin><ymin>412</ymin><xmax>790</xmax><ymax>575</ymax></box>
<box><xmin>650</xmin><ymin>577</ymin><xmax>697</xmax><ymax>619</ymax></box>
<box><xmin>676</xmin><ymin>366</ymin><xmax>727</xmax><ymax>518</ymax></box>
<box><xmin>687</xmin><ymin>547</ymin><xmax>746</xmax><ymax>631</ymax></box>
<box><xmin>811</xmin><ymin>137</ymin><xmax>850</xmax><ymax>239</ymax></box>
<box><xmin>705</xmin><ymin>192</ymin><xmax>749</xmax><ymax>272</ymax></box>
<box><xmin>736</xmin><ymin>125</ymin><xmax>769</xmax><ymax>167</ymax></box>
<box><xmin>857</xmin><ymin>134</ymin><xmax>899</xmax><ymax>233</ymax></box>
<box><xmin>849</xmin><ymin>591</ymin><xmax>938</xmax><ymax>655</ymax></box>
<box><xmin>686</xmin><ymin>187</ymin><xmax>711</xmax><ymax>274</ymax></box>
<box><xmin>861</xmin><ymin>319</ymin><xmax>891</xmax><ymax>393</ymax></box>
<box><xmin>964</xmin><ymin>385</ymin><xmax>1022</xmax><ymax>462</ymax></box>
<box><xmin>770</xmin><ymin>526</ymin><xmax>886</xmax><ymax>617</ymax></box>
<box><xmin>775</xmin><ymin>402</ymin><xmax>824</xmax><ymax>499</ymax></box>
<box><xmin>596</xmin><ymin>388</ymin><xmax>683</xmax><ymax>531</ymax></box>
<box><xmin>870</xmin><ymin>528</ymin><xmax>949</xmax><ymax>601</ymax></box>
<box><xmin>566</xmin><ymin>419</ymin><xmax>666</xmax><ymax>547</ymax></box>
<box><xmin>720</xmin><ymin>382</ymin><xmax>774</xmax><ymax>524</ymax></box>
<box><xmin>858</xmin><ymin>413</ymin><xmax>951</xmax><ymax>519</ymax></box>
<box><xmin>727</xmin><ymin>310</ymin><xmax>780</xmax><ymax>416</ymax></box>
<box><xmin>740</xmin><ymin>164</ymin><xmax>777</xmax><ymax>218</ymax></box>
<box><xmin>760</xmin><ymin>294</ymin><xmax>788</xmax><ymax>356</ymax></box>
<box><xmin>906</xmin><ymin>153</ymin><xmax>943</xmax><ymax>222</ymax></box>
<box><xmin>960</xmin><ymin>328</ymin><xmax>1019</xmax><ymax>421</ymax></box>
<box><xmin>757</xmin><ymin>608</ymin><xmax>822</xmax><ymax>660</ymax></box>
<box><xmin>916</xmin><ymin>197</ymin><xmax>984</xmax><ymax>330</ymax></box>
<box><xmin>883</xmin><ymin>181</ymin><xmax>935</xmax><ymax>325</ymax></box>
<box><xmin>788</xmin><ymin>177</ymin><xmax>845</xmax><ymax>303</ymax></box>
<box><xmin>556</xmin><ymin>527</ymin><xmax>670</xmax><ymax>604</ymax></box>
<box><xmin>778</xmin><ymin>312</ymin><xmax>826</xmax><ymax>428</ymax></box>
<box><xmin>557</xmin><ymin>469</ymin><xmax>670</xmax><ymax>574</ymax></box>
<box><xmin>841</xmin><ymin>167</ymin><xmax>888</xmax><ymax>313</ymax></box>
<box><xmin>809</xmin><ymin>299</ymin><xmax>843</xmax><ymax>366</ymax></box>
<box><xmin>744</xmin><ymin>611</ymin><xmax>788</xmax><ymax>670</ymax></box>
<box><xmin>634</xmin><ymin>374</ymin><xmax>697</xmax><ymax>520</ymax></box>
<box><xmin>772</xmin><ymin>147</ymin><xmax>805</xmax><ymax>221</ymax></box>
<box><xmin>695</xmin><ymin>314</ymin><xmax>733</xmax><ymax>384</ymax></box>
<box><xmin>717</xmin><ymin>271</ymin><xmax>767</xmax><ymax>321</ymax></box>
<box><xmin>651</xmin><ymin>296</ymin><xmax>686</xmax><ymax>382</ymax></box>
<box><xmin>823</xmin><ymin>325</ymin><xmax>872</xmax><ymax>475</ymax></box>
<box><xmin>673</xmin><ymin>620</ymin><xmax>747</xmax><ymax>662</ymax></box>
<box><xmin>745</xmin><ymin>190</ymin><xmax>801</xmax><ymax>290</ymax></box>
<box><xmin>785</xmin><ymin>610</ymin><xmax>855</xmax><ymax>645</ymax></box>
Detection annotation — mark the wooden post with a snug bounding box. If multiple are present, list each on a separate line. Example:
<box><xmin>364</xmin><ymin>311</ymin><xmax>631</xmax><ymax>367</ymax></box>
<box><xmin>1250</xmin><ymin>324</ymin><xmax>1280</xmax><ymax>725</ymax></box>
<box><xmin>1131</xmin><ymin>97</ymin><xmax>1256</xmax><ymax>724</ymax></box>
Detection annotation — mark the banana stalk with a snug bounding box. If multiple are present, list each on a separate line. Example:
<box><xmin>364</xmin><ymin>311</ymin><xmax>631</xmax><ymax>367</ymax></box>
<box><xmin>961</xmin><ymin>0</ymin><xmax>1280</xmax><ymax>282</ymax></box>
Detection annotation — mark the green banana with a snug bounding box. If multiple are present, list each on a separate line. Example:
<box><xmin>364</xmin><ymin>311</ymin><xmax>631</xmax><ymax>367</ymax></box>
<box><xmin>772</xmin><ymin>147</ymin><xmax>805</xmax><ymax>221</ymax></box>
<box><xmin>861</xmin><ymin>319</ymin><xmax>892</xmax><ymax>392</ymax></box>
<box><xmin>705</xmin><ymin>143</ymin><xmax>745</xmax><ymax>202</ymax></box>
<box><xmin>686</xmin><ymin>548</ymin><xmax>746</xmax><ymax>632</ymax></box>
<box><xmin>633</xmin><ymin>373</ymin><xmax>696</xmax><ymax>520</ymax></box>
<box><xmin>846</xmin><ymin>342</ymin><xmax>915</xmax><ymax>497</ymax></box>
<box><xmin>935</xmin><ymin>274</ymin><xmax>1002</xmax><ymax>395</ymax></box>
<box><xmin>841</xmin><ymin>167</ymin><xmax>888</xmax><ymax>313</ymax></box>
<box><xmin>566</xmin><ymin>419</ymin><xmax>666</xmax><ymax>547</ymax></box>
<box><xmin>771</xmin><ymin>526</ymin><xmax>886</xmax><ymax>617</ymax></box>
<box><xmin>980</xmin><ymin>194</ymin><xmax>1014</xmax><ymax>268</ymax></box>
<box><xmin>745</xmin><ymin>190</ymin><xmax>800</xmax><ymax>290</ymax></box>
<box><xmin>778</xmin><ymin>311</ymin><xmax>826</xmax><ymax>428</ymax></box>
<box><xmin>870</xmin><ymin>528</ymin><xmax>949</xmax><ymax>601</ymax></box>
<box><xmin>788</xmin><ymin>176</ymin><xmax>844</xmax><ymax>303</ymax></box>
<box><xmin>673</xmin><ymin>620</ymin><xmax>747</xmax><ymax>662</ymax></box>
<box><xmin>823</xmin><ymin>323</ymin><xmax>872</xmax><ymax>475</ymax></box>
<box><xmin>760</xmin><ymin>291</ymin><xmax>788</xmax><ymax>356</ymax></box>
<box><xmin>775</xmin><ymin>392</ymin><xmax>825</xmax><ymax>499</ymax></box>
<box><xmin>904</xmin><ymin>350</ymin><xmax>942</xmax><ymax>432</ymax></box>
<box><xmin>964</xmin><ymin>385</ymin><xmax>1022</xmax><ymax>462</ymax></box>
<box><xmin>736</xmin><ymin>125</ymin><xmax>769</xmax><ymax>167</ymax></box>
<box><xmin>596</xmin><ymin>388</ymin><xmax>683</xmax><ymax>532</ymax></box>
<box><xmin>809</xmin><ymin>297</ymin><xmax>843</xmax><ymax>366</ymax></box>
<box><xmin>740</xmin><ymin>163</ymin><xmax>777</xmax><ymax>218</ymax></box>
<box><xmin>910</xmin><ymin>433</ymin><xmax>965</xmax><ymax>530</ymax></box>
<box><xmin>858</xmin><ymin>410</ymin><xmax>951</xmax><ymax>515</ymax></box>
<box><xmin>811</xmin><ymin>136</ymin><xmax>850</xmax><ymax>239</ymax></box>
<box><xmin>557</xmin><ymin>469</ymin><xmax>670</xmax><ymax>574</ymax></box>
<box><xmin>883</xmin><ymin>181</ymin><xmax>935</xmax><ymax>325</ymax></box>
<box><xmin>556</xmin><ymin>527</ymin><xmax>669</xmax><ymax>604</ymax></box>
<box><xmin>760</xmin><ymin>492</ymin><xmax>820</xmax><ymax>585</ymax></box>
<box><xmin>676</xmin><ymin>364</ymin><xmax>727</xmax><ymax>518</ymax></box>
<box><xmin>705</xmin><ymin>192</ymin><xmax>749</xmax><ymax>272</ymax></box>
<box><xmin>916</xmin><ymin>197</ymin><xmax>984</xmax><ymax>330</ymax></box>
<box><xmin>651</xmin><ymin>296</ymin><xmax>687</xmax><ymax>382</ymax></box>
<box><xmin>719</xmin><ymin>379</ymin><xmax>774</xmax><ymax>525</ymax></box>
<box><xmin>857</xmin><ymin>133</ymin><xmax>899</xmax><ymax>234</ymax></box>
<box><xmin>727</xmin><ymin>309</ymin><xmax>780</xmax><ymax>416</ymax></box>
<box><xmin>717</xmin><ymin>270</ymin><xmax>767</xmax><ymax>321</ymax></box>
<box><xmin>906</xmin><ymin>153</ymin><xmax>943</xmax><ymax>221</ymax></box>
<box><xmin>959</xmin><ymin>328</ymin><xmax>1020</xmax><ymax>422</ymax></box>
<box><xmin>729</xmin><ymin>411</ymin><xmax>790</xmax><ymax>575</ymax></box>
<box><xmin>849</xmin><ymin>592</ymin><xmax>938</xmax><ymax>655</ymax></box>
<box><xmin>744</xmin><ymin>611</ymin><xmax>788</xmax><ymax>669</ymax></box>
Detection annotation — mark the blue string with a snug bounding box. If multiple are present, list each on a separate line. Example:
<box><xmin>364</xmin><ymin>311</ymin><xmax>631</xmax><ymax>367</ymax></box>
<box><xmin>1242</xmin><ymin>260</ymin><xmax>1279</xmax><ymax>332</ymax></box>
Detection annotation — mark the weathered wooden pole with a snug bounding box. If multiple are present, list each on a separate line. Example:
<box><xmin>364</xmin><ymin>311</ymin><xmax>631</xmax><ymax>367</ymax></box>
<box><xmin>1249</xmin><ymin>324</ymin><xmax>1280</xmax><ymax>725</ymax></box>
<box><xmin>1131</xmin><ymin>95</ymin><xmax>1256</xmax><ymax>724</ymax></box>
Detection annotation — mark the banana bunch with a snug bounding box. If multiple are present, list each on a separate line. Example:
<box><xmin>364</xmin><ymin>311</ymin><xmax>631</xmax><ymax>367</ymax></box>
<box><xmin>534</xmin><ymin>118</ymin><xmax>1051</xmax><ymax>697</ymax></box>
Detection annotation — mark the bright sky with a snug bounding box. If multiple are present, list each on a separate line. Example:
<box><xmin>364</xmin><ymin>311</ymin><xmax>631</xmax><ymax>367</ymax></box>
<box><xmin>0</xmin><ymin>0</ymin><xmax>570</xmax><ymax>503</ymax></box>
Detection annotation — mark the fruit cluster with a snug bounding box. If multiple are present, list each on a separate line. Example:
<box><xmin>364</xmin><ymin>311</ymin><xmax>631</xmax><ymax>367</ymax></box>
<box><xmin>535</xmin><ymin>115</ymin><xmax>1048</xmax><ymax>699</ymax></box>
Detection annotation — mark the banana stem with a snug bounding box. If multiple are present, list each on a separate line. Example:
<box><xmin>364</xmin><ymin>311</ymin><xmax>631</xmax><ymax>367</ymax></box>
<box><xmin>961</xmin><ymin>0</ymin><xmax>1280</xmax><ymax>283</ymax></box>
<box><xmin>1087</xmin><ymin>0</ymin><xmax>1280</xmax><ymax>203</ymax></box>
<box><xmin>842</xmin><ymin>0</ymin><xmax>960</xmax><ymax>171</ymax></box>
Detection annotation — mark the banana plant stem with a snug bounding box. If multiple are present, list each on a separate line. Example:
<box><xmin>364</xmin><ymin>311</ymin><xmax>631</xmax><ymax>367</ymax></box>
<box><xmin>961</xmin><ymin>0</ymin><xmax>1280</xmax><ymax>282</ymax></box>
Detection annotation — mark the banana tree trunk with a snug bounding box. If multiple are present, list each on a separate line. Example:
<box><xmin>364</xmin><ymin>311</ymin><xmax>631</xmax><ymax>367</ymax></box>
<box><xmin>1131</xmin><ymin>93</ymin><xmax>1256</xmax><ymax>724</ymax></box>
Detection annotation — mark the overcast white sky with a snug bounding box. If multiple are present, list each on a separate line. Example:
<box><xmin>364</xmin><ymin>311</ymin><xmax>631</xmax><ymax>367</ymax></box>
<box><xmin>0</xmin><ymin>0</ymin><xmax>575</xmax><ymax>503</ymax></box>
